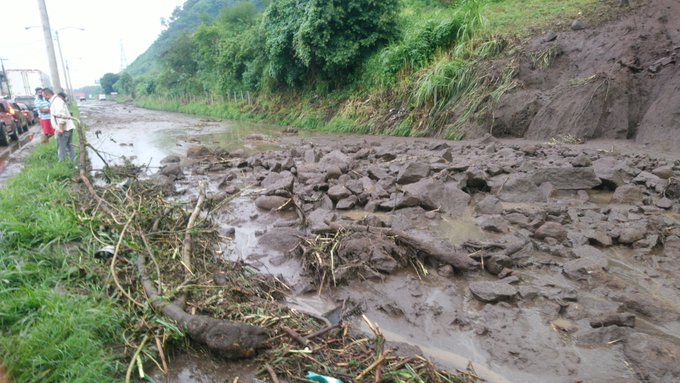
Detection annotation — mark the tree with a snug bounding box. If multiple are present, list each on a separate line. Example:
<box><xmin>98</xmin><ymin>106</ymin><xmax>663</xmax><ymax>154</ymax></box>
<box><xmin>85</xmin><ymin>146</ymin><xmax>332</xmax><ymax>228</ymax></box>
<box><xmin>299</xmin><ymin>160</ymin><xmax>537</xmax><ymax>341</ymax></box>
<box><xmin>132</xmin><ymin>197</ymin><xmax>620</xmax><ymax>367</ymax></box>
<box><xmin>114</xmin><ymin>73</ymin><xmax>135</xmax><ymax>96</ymax></box>
<box><xmin>99</xmin><ymin>73</ymin><xmax>120</xmax><ymax>94</ymax></box>
<box><xmin>263</xmin><ymin>0</ymin><xmax>399</xmax><ymax>86</ymax></box>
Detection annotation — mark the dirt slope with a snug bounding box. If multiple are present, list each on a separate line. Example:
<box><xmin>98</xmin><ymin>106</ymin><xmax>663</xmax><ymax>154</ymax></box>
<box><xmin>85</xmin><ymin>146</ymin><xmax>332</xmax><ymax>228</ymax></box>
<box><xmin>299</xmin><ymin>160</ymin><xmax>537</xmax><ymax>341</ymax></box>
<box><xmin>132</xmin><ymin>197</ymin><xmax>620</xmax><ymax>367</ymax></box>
<box><xmin>489</xmin><ymin>0</ymin><xmax>680</xmax><ymax>148</ymax></box>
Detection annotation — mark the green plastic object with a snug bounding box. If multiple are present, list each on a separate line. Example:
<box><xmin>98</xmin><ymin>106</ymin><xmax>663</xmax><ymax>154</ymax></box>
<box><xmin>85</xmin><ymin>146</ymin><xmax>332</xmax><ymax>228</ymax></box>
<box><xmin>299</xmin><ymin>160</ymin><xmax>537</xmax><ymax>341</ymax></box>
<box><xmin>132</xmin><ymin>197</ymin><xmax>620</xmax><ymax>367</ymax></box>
<box><xmin>305</xmin><ymin>371</ymin><xmax>343</xmax><ymax>383</ymax></box>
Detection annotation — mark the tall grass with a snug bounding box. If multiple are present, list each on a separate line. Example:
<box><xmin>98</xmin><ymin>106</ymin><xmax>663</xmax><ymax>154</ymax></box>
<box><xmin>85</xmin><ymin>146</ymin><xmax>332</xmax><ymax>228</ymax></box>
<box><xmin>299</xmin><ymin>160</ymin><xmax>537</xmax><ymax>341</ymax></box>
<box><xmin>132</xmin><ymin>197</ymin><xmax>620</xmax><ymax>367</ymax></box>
<box><xmin>0</xmin><ymin>142</ymin><xmax>127</xmax><ymax>382</ymax></box>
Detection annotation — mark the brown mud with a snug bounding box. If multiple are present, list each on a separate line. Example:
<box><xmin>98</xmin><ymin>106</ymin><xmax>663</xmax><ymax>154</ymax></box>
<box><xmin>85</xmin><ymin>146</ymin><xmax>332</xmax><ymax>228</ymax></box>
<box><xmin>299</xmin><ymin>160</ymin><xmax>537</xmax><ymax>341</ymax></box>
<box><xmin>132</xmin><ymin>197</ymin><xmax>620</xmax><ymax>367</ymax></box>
<box><xmin>83</xmin><ymin>101</ymin><xmax>680</xmax><ymax>383</ymax></box>
<box><xmin>476</xmin><ymin>0</ymin><xmax>680</xmax><ymax>150</ymax></box>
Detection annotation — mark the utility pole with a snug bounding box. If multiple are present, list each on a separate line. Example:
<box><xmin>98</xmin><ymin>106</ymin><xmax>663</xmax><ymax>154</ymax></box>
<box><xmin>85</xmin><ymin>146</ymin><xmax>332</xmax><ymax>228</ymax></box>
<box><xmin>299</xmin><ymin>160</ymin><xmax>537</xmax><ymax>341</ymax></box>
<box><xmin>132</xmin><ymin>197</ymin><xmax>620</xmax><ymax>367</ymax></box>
<box><xmin>0</xmin><ymin>58</ymin><xmax>10</xmax><ymax>99</ymax></box>
<box><xmin>37</xmin><ymin>0</ymin><xmax>61</xmax><ymax>92</ymax></box>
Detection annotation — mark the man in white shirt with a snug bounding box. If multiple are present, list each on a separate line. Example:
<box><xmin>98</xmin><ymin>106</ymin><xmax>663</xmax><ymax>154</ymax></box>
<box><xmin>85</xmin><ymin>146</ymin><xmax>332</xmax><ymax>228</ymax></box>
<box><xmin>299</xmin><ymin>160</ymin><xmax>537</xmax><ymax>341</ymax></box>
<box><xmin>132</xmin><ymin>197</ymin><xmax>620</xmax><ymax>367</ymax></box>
<box><xmin>43</xmin><ymin>88</ymin><xmax>76</xmax><ymax>162</ymax></box>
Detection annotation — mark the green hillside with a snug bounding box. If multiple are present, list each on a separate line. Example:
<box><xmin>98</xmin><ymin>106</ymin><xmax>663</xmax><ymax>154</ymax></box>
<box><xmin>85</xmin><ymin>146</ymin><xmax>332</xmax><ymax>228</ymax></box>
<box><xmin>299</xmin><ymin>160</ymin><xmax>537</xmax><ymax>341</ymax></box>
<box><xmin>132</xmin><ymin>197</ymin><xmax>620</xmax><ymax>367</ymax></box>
<box><xmin>125</xmin><ymin>0</ymin><xmax>268</xmax><ymax>77</ymax></box>
<box><xmin>118</xmin><ymin>0</ymin><xmax>607</xmax><ymax>139</ymax></box>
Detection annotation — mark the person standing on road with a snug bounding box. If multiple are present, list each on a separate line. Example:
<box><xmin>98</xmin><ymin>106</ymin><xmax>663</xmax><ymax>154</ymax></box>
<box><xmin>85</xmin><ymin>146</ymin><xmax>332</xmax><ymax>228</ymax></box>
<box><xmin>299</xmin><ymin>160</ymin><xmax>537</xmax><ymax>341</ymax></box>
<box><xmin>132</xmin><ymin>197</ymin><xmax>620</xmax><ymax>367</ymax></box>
<box><xmin>34</xmin><ymin>87</ymin><xmax>54</xmax><ymax>144</ymax></box>
<box><xmin>43</xmin><ymin>88</ymin><xmax>75</xmax><ymax>162</ymax></box>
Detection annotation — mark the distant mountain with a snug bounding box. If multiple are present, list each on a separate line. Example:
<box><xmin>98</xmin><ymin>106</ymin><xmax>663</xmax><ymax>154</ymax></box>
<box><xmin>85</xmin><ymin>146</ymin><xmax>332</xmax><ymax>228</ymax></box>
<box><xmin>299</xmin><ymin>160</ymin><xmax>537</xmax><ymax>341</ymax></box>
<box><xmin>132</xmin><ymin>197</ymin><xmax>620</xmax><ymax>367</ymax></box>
<box><xmin>125</xmin><ymin>0</ymin><xmax>265</xmax><ymax>77</ymax></box>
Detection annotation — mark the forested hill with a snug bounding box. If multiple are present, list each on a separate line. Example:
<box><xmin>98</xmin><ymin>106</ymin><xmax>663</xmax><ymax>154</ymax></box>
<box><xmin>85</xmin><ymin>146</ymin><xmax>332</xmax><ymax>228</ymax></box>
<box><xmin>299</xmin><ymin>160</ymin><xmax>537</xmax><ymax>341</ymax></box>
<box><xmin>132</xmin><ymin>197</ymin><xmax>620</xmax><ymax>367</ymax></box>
<box><xmin>125</xmin><ymin>0</ymin><xmax>268</xmax><ymax>77</ymax></box>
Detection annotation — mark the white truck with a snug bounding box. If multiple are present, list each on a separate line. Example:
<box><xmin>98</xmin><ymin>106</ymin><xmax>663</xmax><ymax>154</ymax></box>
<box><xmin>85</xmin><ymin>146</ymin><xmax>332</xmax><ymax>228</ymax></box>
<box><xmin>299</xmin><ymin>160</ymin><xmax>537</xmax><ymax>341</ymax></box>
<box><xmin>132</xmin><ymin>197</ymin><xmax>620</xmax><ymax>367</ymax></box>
<box><xmin>4</xmin><ymin>69</ymin><xmax>51</xmax><ymax>107</ymax></box>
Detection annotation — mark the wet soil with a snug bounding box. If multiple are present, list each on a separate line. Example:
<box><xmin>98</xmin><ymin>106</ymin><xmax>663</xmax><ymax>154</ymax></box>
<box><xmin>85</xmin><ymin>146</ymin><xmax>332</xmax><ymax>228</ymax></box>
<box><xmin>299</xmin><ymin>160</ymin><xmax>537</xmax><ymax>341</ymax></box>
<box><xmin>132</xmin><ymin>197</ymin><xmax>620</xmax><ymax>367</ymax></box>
<box><xmin>482</xmin><ymin>0</ymin><xmax>680</xmax><ymax>150</ymax></box>
<box><xmin>83</xmin><ymin>101</ymin><xmax>680</xmax><ymax>383</ymax></box>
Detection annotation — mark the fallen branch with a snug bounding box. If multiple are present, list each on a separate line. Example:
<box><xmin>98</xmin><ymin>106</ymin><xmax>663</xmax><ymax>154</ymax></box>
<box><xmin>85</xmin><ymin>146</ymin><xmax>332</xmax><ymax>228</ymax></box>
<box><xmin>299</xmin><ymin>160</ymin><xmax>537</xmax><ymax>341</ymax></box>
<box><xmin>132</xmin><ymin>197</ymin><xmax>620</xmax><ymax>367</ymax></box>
<box><xmin>265</xmin><ymin>363</ymin><xmax>281</xmax><ymax>383</ymax></box>
<box><xmin>136</xmin><ymin>251</ymin><xmax>268</xmax><ymax>357</ymax></box>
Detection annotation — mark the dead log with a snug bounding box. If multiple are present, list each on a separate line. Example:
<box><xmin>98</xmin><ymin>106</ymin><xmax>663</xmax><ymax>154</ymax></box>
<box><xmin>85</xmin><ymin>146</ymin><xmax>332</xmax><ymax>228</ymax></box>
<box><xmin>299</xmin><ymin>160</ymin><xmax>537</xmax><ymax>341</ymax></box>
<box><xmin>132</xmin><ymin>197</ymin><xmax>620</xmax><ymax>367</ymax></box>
<box><xmin>136</xmin><ymin>252</ymin><xmax>268</xmax><ymax>358</ymax></box>
<box><xmin>329</xmin><ymin>224</ymin><xmax>478</xmax><ymax>271</ymax></box>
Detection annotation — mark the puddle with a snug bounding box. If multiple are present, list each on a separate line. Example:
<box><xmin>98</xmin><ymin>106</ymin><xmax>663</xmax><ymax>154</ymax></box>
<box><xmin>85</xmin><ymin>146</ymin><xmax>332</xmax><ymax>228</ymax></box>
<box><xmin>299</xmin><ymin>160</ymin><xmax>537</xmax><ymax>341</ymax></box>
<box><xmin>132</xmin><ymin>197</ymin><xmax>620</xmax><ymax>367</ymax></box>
<box><xmin>148</xmin><ymin>352</ymin><xmax>260</xmax><ymax>383</ymax></box>
<box><xmin>84</xmin><ymin>105</ymin><xmax>308</xmax><ymax>171</ymax></box>
<box><xmin>437</xmin><ymin>209</ymin><xmax>490</xmax><ymax>245</ymax></box>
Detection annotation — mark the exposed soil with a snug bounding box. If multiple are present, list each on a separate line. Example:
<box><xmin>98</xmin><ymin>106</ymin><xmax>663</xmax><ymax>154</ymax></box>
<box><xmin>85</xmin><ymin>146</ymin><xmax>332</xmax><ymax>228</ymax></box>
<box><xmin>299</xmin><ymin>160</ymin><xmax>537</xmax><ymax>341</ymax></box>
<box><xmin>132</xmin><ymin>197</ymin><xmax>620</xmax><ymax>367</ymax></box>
<box><xmin>482</xmin><ymin>0</ymin><xmax>680</xmax><ymax>150</ymax></box>
<box><xmin>82</xmin><ymin>100</ymin><xmax>680</xmax><ymax>383</ymax></box>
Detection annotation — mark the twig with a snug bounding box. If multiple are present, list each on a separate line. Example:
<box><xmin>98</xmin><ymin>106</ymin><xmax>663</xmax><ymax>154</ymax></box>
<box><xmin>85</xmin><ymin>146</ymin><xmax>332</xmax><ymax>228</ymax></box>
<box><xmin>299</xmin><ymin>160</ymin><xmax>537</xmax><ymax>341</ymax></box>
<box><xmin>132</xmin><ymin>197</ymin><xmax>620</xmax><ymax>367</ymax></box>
<box><xmin>355</xmin><ymin>351</ymin><xmax>391</xmax><ymax>381</ymax></box>
<box><xmin>182</xmin><ymin>182</ymin><xmax>206</xmax><ymax>273</ymax></box>
<box><xmin>281</xmin><ymin>326</ymin><xmax>309</xmax><ymax>346</ymax></box>
<box><xmin>495</xmin><ymin>175</ymin><xmax>509</xmax><ymax>197</ymax></box>
<box><xmin>265</xmin><ymin>363</ymin><xmax>281</xmax><ymax>383</ymax></box>
<box><xmin>111</xmin><ymin>213</ymin><xmax>143</xmax><ymax>308</ymax></box>
<box><xmin>306</xmin><ymin>323</ymin><xmax>341</xmax><ymax>340</ymax></box>
<box><xmin>140</xmin><ymin>231</ymin><xmax>163</xmax><ymax>295</ymax></box>
<box><xmin>125</xmin><ymin>334</ymin><xmax>150</xmax><ymax>383</ymax></box>
<box><xmin>86</xmin><ymin>143</ymin><xmax>110</xmax><ymax>169</ymax></box>
<box><xmin>155</xmin><ymin>336</ymin><xmax>169</xmax><ymax>375</ymax></box>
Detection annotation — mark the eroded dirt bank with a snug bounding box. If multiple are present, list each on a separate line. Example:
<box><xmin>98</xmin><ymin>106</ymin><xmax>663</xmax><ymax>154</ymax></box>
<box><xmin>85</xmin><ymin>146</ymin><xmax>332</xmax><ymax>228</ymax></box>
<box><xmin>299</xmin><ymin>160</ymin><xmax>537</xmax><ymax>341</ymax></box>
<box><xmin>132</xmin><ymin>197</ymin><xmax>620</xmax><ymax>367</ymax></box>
<box><xmin>84</xmin><ymin>102</ymin><xmax>680</xmax><ymax>383</ymax></box>
<box><xmin>480</xmin><ymin>0</ymin><xmax>680</xmax><ymax>149</ymax></box>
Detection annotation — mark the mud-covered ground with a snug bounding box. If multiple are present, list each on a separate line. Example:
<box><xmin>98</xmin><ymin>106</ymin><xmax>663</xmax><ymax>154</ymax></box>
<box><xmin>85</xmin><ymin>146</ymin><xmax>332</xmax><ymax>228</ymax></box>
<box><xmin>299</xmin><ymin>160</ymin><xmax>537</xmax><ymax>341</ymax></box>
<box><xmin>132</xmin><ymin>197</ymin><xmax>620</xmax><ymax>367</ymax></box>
<box><xmin>483</xmin><ymin>0</ymin><xmax>680</xmax><ymax>148</ymax></box>
<box><xmin>81</xmin><ymin>101</ymin><xmax>680</xmax><ymax>383</ymax></box>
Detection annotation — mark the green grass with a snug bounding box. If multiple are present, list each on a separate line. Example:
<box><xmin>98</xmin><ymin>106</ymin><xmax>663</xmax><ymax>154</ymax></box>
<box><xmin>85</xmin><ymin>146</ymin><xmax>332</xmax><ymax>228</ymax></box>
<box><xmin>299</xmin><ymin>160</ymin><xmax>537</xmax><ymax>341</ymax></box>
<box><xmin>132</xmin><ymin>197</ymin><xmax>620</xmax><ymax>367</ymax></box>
<box><xmin>484</xmin><ymin>0</ymin><xmax>601</xmax><ymax>36</ymax></box>
<box><xmin>0</xmin><ymin>139</ymin><xmax>127</xmax><ymax>382</ymax></box>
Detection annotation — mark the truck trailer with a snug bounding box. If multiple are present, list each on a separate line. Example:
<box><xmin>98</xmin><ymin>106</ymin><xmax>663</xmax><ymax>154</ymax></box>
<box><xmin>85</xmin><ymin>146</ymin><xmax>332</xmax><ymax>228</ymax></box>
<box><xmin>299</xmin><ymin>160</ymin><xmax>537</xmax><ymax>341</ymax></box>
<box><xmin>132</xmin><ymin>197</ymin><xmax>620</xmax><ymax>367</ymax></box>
<box><xmin>3</xmin><ymin>69</ymin><xmax>51</xmax><ymax>107</ymax></box>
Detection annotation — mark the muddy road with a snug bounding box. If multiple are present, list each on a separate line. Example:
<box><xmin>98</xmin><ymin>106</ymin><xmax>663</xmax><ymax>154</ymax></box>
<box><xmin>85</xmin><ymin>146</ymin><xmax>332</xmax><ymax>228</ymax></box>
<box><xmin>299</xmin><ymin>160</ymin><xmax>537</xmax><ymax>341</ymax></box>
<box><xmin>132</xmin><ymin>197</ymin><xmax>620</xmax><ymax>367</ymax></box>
<box><xmin>0</xmin><ymin>123</ymin><xmax>42</xmax><ymax>189</ymax></box>
<box><xmin>81</xmin><ymin>101</ymin><xmax>680</xmax><ymax>383</ymax></box>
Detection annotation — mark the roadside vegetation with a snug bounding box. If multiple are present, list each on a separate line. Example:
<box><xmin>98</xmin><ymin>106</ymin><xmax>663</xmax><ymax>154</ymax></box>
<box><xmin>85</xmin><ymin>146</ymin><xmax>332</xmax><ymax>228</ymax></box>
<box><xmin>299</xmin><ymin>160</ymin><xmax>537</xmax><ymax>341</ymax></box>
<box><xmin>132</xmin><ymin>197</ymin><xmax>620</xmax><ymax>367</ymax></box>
<box><xmin>117</xmin><ymin>0</ymin><xmax>607</xmax><ymax>139</ymax></box>
<box><xmin>0</xmin><ymin>143</ymin><xmax>127</xmax><ymax>382</ymax></box>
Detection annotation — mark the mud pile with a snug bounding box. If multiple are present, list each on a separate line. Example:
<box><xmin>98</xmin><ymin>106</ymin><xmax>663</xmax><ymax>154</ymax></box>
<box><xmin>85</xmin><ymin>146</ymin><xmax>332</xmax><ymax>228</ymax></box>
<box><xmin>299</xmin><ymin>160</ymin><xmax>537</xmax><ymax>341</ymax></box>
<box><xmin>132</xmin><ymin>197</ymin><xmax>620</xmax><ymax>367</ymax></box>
<box><xmin>158</xmin><ymin>132</ymin><xmax>680</xmax><ymax>383</ymax></box>
<box><xmin>485</xmin><ymin>0</ymin><xmax>680</xmax><ymax>149</ymax></box>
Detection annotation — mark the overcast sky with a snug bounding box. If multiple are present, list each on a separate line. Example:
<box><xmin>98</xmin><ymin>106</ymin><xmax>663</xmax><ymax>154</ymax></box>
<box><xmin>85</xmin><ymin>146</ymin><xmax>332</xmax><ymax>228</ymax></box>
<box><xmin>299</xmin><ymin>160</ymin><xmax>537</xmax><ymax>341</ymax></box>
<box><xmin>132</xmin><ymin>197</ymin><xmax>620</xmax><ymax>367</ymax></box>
<box><xmin>0</xmin><ymin>0</ymin><xmax>186</xmax><ymax>89</ymax></box>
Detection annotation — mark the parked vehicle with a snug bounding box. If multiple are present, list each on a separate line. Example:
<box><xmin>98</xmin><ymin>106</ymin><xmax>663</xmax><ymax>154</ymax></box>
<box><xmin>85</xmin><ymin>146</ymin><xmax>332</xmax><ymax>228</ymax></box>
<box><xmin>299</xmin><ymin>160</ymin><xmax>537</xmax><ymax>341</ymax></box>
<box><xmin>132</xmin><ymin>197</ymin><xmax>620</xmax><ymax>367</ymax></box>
<box><xmin>0</xmin><ymin>100</ymin><xmax>19</xmax><ymax>146</ymax></box>
<box><xmin>98</xmin><ymin>94</ymin><xmax>107</xmax><ymax>101</ymax></box>
<box><xmin>12</xmin><ymin>102</ymin><xmax>31</xmax><ymax>132</ymax></box>
<box><xmin>16</xmin><ymin>102</ymin><xmax>36</xmax><ymax>126</ymax></box>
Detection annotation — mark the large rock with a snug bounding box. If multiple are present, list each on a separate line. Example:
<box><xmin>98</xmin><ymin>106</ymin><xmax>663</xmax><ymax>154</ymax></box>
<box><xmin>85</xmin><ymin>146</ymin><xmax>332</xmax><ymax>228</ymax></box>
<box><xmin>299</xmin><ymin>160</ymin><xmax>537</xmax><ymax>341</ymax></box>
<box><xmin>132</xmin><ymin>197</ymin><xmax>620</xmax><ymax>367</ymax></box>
<box><xmin>396</xmin><ymin>162</ymin><xmax>430</xmax><ymax>184</ymax></box>
<box><xmin>632</xmin><ymin>171</ymin><xmax>666</xmax><ymax>192</ymax></box>
<box><xmin>254</xmin><ymin>195</ymin><xmax>290</xmax><ymax>211</ymax></box>
<box><xmin>186</xmin><ymin>145</ymin><xmax>211</xmax><ymax>158</ymax></box>
<box><xmin>531</xmin><ymin>167</ymin><xmax>601</xmax><ymax>190</ymax></box>
<box><xmin>593</xmin><ymin>157</ymin><xmax>628</xmax><ymax>188</ymax></box>
<box><xmin>159</xmin><ymin>163</ymin><xmax>184</xmax><ymax>180</ymax></box>
<box><xmin>307</xmin><ymin>209</ymin><xmax>333</xmax><ymax>233</ymax></box>
<box><xmin>379</xmin><ymin>193</ymin><xmax>421</xmax><ymax>210</ymax></box>
<box><xmin>327</xmin><ymin>185</ymin><xmax>352</xmax><ymax>202</ymax></box>
<box><xmin>563</xmin><ymin>256</ymin><xmax>608</xmax><ymax>280</ymax></box>
<box><xmin>495</xmin><ymin>174</ymin><xmax>546</xmax><ymax>202</ymax></box>
<box><xmin>611</xmin><ymin>184</ymin><xmax>643</xmax><ymax>204</ymax></box>
<box><xmin>367</xmin><ymin>166</ymin><xmax>390</xmax><ymax>180</ymax></box>
<box><xmin>618</xmin><ymin>225</ymin><xmax>648</xmax><ymax>244</ymax></box>
<box><xmin>624</xmin><ymin>333</ymin><xmax>680</xmax><ymax>382</ymax></box>
<box><xmin>261</xmin><ymin>171</ymin><xmax>294</xmax><ymax>195</ymax></box>
<box><xmin>319</xmin><ymin>150</ymin><xmax>351</xmax><ymax>173</ymax></box>
<box><xmin>402</xmin><ymin>179</ymin><xmax>470</xmax><ymax>214</ymax></box>
<box><xmin>651</xmin><ymin>165</ymin><xmax>674</xmax><ymax>179</ymax></box>
<box><xmin>160</xmin><ymin>155</ymin><xmax>181</xmax><ymax>164</ymax></box>
<box><xmin>469</xmin><ymin>281</ymin><xmax>517</xmax><ymax>303</ymax></box>
<box><xmin>534</xmin><ymin>222</ymin><xmax>567</xmax><ymax>240</ymax></box>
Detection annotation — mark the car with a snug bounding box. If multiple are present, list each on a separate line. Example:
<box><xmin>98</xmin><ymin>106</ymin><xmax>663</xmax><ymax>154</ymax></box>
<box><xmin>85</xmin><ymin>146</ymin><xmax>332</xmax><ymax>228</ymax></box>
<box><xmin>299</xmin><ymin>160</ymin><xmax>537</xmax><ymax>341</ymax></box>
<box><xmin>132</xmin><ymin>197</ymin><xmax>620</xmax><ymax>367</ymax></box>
<box><xmin>16</xmin><ymin>102</ymin><xmax>36</xmax><ymax>126</ymax></box>
<box><xmin>98</xmin><ymin>94</ymin><xmax>107</xmax><ymax>101</ymax></box>
<box><xmin>0</xmin><ymin>99</ymin><xmax>20</xmax><ymax>146</ymax></box>
<box><xmin>4</xmin><ymin>100</ymin><xmax>29</xmax><ymax>134</ymax></box>
<box><xmin>79</xmin><ymin>96</ymin><xmax>86</xmax><ymax>102</ymax></box>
